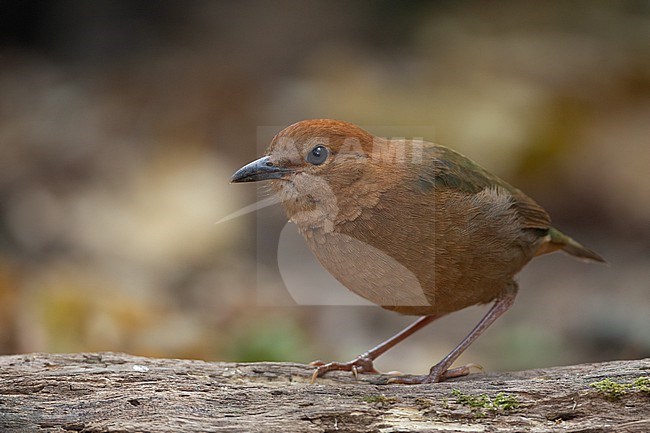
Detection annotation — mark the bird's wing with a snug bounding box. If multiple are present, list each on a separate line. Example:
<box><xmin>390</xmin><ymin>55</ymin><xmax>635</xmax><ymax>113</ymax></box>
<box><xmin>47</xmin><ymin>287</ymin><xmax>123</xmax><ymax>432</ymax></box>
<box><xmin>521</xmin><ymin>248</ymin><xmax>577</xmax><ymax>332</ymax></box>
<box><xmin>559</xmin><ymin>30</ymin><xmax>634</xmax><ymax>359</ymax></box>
<box><xmin>417</xmin><ymin>145</ymin><xmax>551</xmax><ymax>231</ymax></box>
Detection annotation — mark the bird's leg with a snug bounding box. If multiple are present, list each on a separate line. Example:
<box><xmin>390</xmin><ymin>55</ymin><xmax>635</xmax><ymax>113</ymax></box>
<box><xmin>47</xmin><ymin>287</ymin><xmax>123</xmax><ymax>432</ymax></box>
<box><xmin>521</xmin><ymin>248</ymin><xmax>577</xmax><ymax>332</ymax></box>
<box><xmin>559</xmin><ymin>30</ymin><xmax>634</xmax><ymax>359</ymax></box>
<box><xmin>390</xmin><ymin>283</ymin><xmax>519</xmax><ymax>384</ymax></box>
<box><xmin>310</xmin><ymin>314</ymin><xmax>441</xmax><ymax>382</ymax></box>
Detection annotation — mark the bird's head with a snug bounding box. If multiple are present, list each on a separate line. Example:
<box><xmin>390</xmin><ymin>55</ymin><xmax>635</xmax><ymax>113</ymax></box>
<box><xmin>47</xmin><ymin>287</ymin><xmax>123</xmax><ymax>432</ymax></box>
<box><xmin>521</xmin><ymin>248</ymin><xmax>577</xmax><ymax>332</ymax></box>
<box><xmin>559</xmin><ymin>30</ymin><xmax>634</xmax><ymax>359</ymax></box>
<box><xmin>231</xmin><ymin>119</ymin><xmax>383</xmax><ymax>229</ymax></box>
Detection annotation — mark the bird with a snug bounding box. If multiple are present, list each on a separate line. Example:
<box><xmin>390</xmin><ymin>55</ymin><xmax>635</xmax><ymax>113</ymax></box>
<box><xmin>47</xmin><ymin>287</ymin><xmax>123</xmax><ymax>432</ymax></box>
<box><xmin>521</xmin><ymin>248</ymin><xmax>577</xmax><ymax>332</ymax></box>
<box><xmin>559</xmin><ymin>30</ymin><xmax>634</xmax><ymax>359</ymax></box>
<box><xmin>231</xmin><ymin>119</ymin><xmax>605</xmax><ymax>384</ymax></box>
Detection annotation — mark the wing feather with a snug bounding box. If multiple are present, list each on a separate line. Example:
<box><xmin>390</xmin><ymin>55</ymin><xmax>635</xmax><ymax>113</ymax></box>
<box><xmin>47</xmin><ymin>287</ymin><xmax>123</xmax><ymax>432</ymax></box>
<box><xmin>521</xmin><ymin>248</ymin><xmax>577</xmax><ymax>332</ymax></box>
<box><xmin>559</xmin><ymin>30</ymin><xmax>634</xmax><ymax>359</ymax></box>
<box><xmin>416</xmin><ymin>145</ymin><xmax>551</xmax><ymax>231</ymax></box>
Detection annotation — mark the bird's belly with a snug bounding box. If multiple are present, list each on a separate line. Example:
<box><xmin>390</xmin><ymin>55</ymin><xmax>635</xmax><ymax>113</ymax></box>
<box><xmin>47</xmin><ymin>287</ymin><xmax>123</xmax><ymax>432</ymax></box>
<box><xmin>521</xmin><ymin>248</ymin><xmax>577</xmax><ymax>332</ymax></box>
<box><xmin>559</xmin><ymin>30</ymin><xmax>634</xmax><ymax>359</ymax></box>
<box><xmin>302</xmin><ymin>218</ymin><xmax>534</xmax><ymax>316</ymax></box>
<box><xmin>306</xmin><ymin>231</ymin><xmax>434</xmax><ymax>311</ymax></box>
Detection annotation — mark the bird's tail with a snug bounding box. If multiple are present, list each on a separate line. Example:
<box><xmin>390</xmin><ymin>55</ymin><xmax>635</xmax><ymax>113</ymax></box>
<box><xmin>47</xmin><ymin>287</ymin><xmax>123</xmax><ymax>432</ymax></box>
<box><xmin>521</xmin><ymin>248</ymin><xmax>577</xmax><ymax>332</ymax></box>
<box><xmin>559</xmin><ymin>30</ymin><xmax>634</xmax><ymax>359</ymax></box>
<box><xmin>536</xmin><ymin>227</ymin><xmax>606</xmax><ymax>263</ymax></box>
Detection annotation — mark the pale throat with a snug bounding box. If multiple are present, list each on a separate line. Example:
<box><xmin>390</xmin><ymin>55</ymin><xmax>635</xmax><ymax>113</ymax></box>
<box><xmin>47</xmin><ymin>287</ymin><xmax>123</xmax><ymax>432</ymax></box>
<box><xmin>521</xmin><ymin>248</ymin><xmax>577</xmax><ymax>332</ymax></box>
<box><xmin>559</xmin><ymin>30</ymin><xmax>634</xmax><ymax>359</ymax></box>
<box><xmin>274</xmin><ymin>171</ymin><xmax>384</xmax><ymax>236</ymax></box>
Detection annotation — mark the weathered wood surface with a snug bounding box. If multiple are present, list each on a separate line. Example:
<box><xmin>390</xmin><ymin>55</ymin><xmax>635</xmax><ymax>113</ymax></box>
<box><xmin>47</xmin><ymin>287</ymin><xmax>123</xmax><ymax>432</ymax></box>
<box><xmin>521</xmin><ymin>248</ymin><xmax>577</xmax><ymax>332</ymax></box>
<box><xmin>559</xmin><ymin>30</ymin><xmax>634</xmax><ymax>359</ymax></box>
<box><xmin>0</xmin><ymin>353</ymin><xmax>648</xmax><ymax>433</ymax></box>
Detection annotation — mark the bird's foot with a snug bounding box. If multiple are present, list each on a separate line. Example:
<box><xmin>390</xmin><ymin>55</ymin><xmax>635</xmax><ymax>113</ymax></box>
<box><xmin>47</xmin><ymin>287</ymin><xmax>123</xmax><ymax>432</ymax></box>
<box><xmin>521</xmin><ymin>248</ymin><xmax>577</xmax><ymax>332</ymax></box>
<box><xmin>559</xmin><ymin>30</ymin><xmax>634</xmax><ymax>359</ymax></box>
<box><xmin>387</xmin><ymin>363</ymin><xmax>483</xmax><ymax>385</ymax></box>
<box><xmin>309</xmin><ymin>356</ymin><xmax>379</xmax><ymax>383</ymax></box>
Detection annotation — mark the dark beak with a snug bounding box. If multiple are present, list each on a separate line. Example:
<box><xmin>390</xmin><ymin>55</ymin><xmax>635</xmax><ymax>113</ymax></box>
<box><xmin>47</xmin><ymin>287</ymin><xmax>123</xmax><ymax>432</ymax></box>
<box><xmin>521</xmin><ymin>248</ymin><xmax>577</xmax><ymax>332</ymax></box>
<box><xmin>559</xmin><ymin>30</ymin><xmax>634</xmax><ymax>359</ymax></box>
<box><xmin>231</xmin><ymin>156</ymin><xmax>293</xmax><ymax>183</ymax></box>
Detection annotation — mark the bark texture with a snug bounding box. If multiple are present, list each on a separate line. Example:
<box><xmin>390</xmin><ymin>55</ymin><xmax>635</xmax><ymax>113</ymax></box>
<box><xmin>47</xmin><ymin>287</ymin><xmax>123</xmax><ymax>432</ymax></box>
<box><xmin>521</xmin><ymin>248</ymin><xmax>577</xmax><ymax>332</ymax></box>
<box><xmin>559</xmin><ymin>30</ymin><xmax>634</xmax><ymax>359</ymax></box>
<box><xmin>0</xmin><ymin>353</ymin><xmax>648</xmax><ymax>432</ymax></box>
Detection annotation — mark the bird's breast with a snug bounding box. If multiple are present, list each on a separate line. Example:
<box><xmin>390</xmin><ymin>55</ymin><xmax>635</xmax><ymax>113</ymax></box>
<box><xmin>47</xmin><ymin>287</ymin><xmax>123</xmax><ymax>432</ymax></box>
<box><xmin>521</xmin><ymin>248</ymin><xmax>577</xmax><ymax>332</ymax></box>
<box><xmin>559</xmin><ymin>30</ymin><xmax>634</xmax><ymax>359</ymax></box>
<box><xmin>301</xmin><ymin>227</ymin><xmax>433</xmax><ymax>310</ymax></box>
<box><xmin>295</xmin><ymin>182</ymin><xmax>540</xmax><ymax>316</ymax></box>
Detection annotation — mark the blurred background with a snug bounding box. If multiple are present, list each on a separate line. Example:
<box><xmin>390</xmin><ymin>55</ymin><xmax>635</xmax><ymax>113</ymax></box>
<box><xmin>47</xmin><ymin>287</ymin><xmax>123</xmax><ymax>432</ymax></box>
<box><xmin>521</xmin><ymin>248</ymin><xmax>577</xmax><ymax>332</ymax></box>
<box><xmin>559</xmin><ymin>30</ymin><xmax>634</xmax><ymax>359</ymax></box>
<box><xmin>1</xmin><ymin>0</ymin><xmax>649</xmax><ymax>374</ymax></box>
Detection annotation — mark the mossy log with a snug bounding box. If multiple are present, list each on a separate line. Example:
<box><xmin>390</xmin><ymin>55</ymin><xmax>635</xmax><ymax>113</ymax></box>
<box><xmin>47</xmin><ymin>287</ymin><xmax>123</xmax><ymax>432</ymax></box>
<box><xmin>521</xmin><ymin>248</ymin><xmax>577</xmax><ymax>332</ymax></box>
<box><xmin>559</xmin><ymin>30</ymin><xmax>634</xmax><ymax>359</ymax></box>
<box><xmin>0</xmin><ymin>353</ymin><xmax>648</xmax><ymax>432</ymax></box>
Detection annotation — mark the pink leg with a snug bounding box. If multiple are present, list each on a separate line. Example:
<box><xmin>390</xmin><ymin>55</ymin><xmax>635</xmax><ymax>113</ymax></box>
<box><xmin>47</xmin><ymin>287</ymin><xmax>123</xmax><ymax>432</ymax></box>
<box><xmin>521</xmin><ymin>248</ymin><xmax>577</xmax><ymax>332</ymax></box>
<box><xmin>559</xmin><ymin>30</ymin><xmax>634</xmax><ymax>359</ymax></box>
<box><xmin>391</xmin><ymin>283</ymin><xmax>519</xmax><ymax>384</ymax></box>
<box><xmin>311</xmin><ymin>314</ymin><xmax>443</xmax><ymax>382</ymax></box>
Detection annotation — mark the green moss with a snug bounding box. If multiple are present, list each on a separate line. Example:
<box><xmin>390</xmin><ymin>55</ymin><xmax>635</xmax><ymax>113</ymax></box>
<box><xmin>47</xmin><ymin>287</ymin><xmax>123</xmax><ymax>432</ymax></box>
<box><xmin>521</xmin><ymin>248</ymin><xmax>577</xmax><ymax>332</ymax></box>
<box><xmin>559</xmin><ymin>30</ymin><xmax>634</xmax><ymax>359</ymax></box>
<box><xmin>452</xmin><ymin>390</ymin><xmax>489</xmax><ymax>408</ymax></box>
<box><xmin>451</xmin><ymin>390</ymin><xmax>520</xmax><ymax>415</ymax></box>
<box><xmin>590</xmin><ymin>376</ymin><xmax>650</xmax><ymax>400</ymax></box>
<box><xmin>590</xmin><ymin>378</ymin><xmax>629</xmax><ymax>400</ymax></box>
<box><xmin>633</xmin><ymin>376</ymin><xmax>650</xmax><ymax>394</ymax></box>
<box><xmin>492</xmin><ymin>393</ymin><xmax>521</xmax><ymax>411</ymax></box>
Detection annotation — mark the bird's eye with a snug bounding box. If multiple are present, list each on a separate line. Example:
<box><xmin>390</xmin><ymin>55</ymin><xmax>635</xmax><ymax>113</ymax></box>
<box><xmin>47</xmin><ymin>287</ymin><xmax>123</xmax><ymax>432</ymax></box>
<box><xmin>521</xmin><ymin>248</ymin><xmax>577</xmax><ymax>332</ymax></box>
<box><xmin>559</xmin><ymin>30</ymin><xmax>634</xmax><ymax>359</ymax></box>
<box><xmin>306</xmin><ymin>145</ymin><xmax>329</xmax><ymax>166</ymax></box>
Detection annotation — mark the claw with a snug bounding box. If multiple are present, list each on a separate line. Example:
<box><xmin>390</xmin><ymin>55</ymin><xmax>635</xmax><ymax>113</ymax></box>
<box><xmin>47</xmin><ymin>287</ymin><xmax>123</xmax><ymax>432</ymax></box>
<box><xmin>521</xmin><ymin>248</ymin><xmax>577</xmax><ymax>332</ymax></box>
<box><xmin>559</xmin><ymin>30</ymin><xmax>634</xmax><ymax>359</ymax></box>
<box><xmin>310</xmin><ymin>368</ymin><xmax>319</xmax><ymax>384</ymax></box>
<box><xmin>307</xmin><ymin>356</ymin><xmax>379</xmax><ymax>383</ymax></box>
<box><xmin>463</xmin><ymin>363</ymin><xmax>484</xmax><ymax>373</ymax></box>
